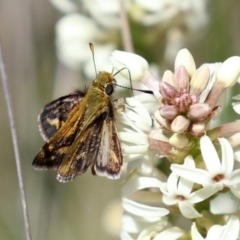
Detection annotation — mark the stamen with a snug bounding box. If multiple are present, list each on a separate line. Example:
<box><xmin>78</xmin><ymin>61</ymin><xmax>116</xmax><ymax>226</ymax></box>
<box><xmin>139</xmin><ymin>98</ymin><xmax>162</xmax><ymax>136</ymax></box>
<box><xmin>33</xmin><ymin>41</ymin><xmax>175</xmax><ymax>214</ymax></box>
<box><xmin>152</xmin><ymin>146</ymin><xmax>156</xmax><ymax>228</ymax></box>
<box><xmin>213</xmin><ymin>174</ymin><xmax>224</xmax><ymax>182</ymax></box>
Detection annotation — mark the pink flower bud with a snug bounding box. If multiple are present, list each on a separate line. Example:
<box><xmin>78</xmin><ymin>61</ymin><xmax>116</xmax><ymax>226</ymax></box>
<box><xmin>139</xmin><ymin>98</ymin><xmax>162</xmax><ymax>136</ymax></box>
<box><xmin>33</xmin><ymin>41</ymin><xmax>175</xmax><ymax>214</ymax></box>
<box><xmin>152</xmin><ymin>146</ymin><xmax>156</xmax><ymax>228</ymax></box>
<box><xmin>159</xmin><ymin>82</ymin><xmax>177</xmax><ymax>100</ymax></box>
<box><xmin>174</xmin><ymin>65</ymin><xmax>190</xmax><ymax>93</ymax></box>
<box><xmin>160</xmin><ymin>105</ymin><xmax>179</xmax><ymax>120</ymax></box>
<box><xmin>187</xmin><ymin>103</ymin><xmax>211</xmax><ymax>120</ymax></box>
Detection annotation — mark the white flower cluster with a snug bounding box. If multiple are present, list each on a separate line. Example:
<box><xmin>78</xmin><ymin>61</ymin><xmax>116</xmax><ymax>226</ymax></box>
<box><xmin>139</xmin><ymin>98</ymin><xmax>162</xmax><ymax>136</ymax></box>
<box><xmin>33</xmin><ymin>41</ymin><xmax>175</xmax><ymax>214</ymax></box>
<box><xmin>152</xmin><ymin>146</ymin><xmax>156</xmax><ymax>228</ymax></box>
<box><xmin>110</xmin><ymin>49</ymin><xmax>240</xmax><ymax>239</ymax></box>
<box><xmin>50</xmin><ymin>0</ymin><xmax>208</xmax><ymax>73</ymax></box>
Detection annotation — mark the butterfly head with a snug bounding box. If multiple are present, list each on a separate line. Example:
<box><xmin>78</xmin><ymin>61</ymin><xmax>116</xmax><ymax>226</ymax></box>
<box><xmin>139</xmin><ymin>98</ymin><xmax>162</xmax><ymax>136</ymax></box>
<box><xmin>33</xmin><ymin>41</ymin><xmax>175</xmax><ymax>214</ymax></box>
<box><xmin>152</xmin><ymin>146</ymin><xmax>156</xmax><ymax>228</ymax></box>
<box><xmin>94</xmin><ymin>71</ymin><xmax>116</xmax><ymax>96</ymax></box>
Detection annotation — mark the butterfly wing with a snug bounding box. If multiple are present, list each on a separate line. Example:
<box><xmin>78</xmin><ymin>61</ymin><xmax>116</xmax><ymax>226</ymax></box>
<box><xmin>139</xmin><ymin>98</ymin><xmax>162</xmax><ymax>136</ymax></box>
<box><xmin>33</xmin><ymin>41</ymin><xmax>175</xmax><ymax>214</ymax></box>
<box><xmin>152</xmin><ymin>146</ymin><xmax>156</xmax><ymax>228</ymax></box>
<box><xmin>57</xmin><ymin>110</ymin><xmax>123</xmax><ymax>182</ymax></box>
<box><xmin>94</xmin><ymin>118</ymin><xmax>123</xmax><ymax>179</ymax></box>
<box><xmin>39</xmin><ymin>90</ymin><xmax>84</xmax><ymax>141</ymax></box>
<box><xmin>33</xmin><ymin>98</ymin><xmax>87</xmax><ymax>170</ymax></box>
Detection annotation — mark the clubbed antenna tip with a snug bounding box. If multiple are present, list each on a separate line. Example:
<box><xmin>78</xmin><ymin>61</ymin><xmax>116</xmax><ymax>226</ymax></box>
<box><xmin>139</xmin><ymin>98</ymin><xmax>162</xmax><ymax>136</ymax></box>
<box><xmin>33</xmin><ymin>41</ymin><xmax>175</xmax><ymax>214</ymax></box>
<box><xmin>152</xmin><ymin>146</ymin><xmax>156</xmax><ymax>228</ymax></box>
<box><xmin>89</xmin><ymin>42</ymin><xmax>94</xmax><ymax>52</ymax></box>
<box><xmin>89</xmin><ymin>43</ymin><xmax>97</xmax><ymax>77</ymax></box>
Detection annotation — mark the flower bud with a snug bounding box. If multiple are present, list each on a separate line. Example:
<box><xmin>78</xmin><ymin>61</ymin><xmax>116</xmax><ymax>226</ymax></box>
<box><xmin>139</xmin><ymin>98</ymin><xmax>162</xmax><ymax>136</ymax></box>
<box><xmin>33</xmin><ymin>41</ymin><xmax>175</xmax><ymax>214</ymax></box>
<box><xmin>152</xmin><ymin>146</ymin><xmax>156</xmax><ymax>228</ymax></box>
<box><xmin>159</xmin><ymin>105</ymin><xmax>179</xmax><ymax>120</ymax></box>
<box><xmin>174</xmin><ymin>65</ymin><xmax>190</xmax><ymax>93</ymax></box>
<box><xmin>171</xmin><ymin>115</ymin><xmax>190</xmax><ymax>133</ymax></box>
<box><xmin>110</xmin><ymin>50</ymin><xmax>149</xmax><ymax>81</ymax></box>
<box><xmin>187</xmin><ymin>103</ymin><xmax>211</xmax><ymax>120</ymax></box>
<box><xmin>175</xmin><ymin>49</ymin><xmax>196</xmax><ymax>78</ymax></box>
<box><xmin>162</xmin><ymin>70</ymin><xmax>174</xmax><ymax>86</ymax></box>
<box><xmin>169</xmin><ymin>133</ymin><xmax>190</xmax><ymax>149</ymax></box>
<box><xmin>190</xmin><ymin>122</ymin><xmax>206</xmax><ymax>137</ymax></box>
<box><xmin>159</xmin><ymin>82</ymin><xmax>177</xmax><ymax>100</ymax></box>
<box><xmin>217</xmin><ymin>56</ymin><xmax>240</xmax><ymax>88</ymax></box>
<box><xmin>190</xmin><ymin>65</ymin><xmax>210</xmax><ymax>96</ymax></box>
<box><xmin>154</xmin><ymin>111</ymin><xmax>171</xmax><ymax>131</ymax></box>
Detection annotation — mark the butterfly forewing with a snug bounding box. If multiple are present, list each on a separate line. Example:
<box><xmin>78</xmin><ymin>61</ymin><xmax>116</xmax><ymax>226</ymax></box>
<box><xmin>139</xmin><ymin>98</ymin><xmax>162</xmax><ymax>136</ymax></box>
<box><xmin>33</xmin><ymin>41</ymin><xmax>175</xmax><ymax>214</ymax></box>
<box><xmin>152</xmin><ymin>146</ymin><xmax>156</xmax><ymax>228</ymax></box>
<box><xmin>33</xmin><ymin>96</ymin><xmax>88</xmax><ymax>170</ymax></box>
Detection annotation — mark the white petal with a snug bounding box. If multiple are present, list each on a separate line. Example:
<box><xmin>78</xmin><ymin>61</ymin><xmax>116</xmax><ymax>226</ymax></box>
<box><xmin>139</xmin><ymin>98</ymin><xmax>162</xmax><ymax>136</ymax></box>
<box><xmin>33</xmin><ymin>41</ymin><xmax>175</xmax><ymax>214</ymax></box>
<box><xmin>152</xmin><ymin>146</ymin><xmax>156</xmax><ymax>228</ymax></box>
<box><xmin>120</xmin><ymin>112</ymin><xmax>146</xmax><ymax>134</ymax></box>
<box><xmin>229</xmin><ymin>186</ymin><xmax>240</xmax><ymax>199</ymax></box>
<box><xmin>220</xmin><ymin>215</ymin><xmax>240</xmax><ymax>240</ymax></box>
<box><xmin>178</xmin><ymin>176</ymin><xmax>194</xmax><ymax>197</ymax></box>
<box><xmin>178</xmin><ymin>201</ymin><xmax>202</xmax><ymax>219</ymax></box>
<box><xmin>189</xmin><ymin>185</ymin><xmax>219</xmax><ymax>204</ymax></box>
<box><xmin>177</xmin><ymin>157</ymin><xmax>195</xmax><ymax>196</ymax></box>
<box><xmin>232</xmin><ymin>102</ymin><xmax>240</xmax><ymax>114</ymax></box>
<box><xmin>119</xmin><ymin>132</ymin><xmax>149</xmax><ymax>144</ymax></box>
<box><xmin>205</xmin><ymin>225</ymin><xmax>223</xmax><ymax>239</ymax></box>
<box><xmin>126</xmin><ymin>98</ymin><xmax>153</xmax><ymax>125</ymax></box>
<box><xmin>226</xmin><ymin>169</ymin><xmax>240</xmax><ymax>185</ymax></box>
<box><xmin>210</xmin><ymin>193</ymin><xmax>240</xmax><ymax>214</ymax></box>
<box><xmin>171</xmin><ymin>164</ymin><xmax>212</xmax><ymax>186</ymax></box>
<box><xmin>162</xmin><ymin>195</ymin><xmax>179</xmax><ymax>205</ymax></box>
<box><xmin>138</xmin><ymin>154</ymin><xmax>159</xmax><ymax>176</ymax></box>
<box><xmin>184</xmin><ymin>156</ymin><xmax>196</xmax><ymax>168</ymax></box>
<box><xmin>123</xmin><ymin>153</ymin><xmax>145</xmax><ymax>162</ymax></box>
<box><xmin>167</xmin><ymin>172</ymin><xmax>179</xmax><ymax>195</ymax></box>
<box><xmin>153</xmin><ymin>227</ymin><xmax>184</xmax><ymax>240</ymax></box>
<box><xmin>137</xmin><ymin>222</ymin><xmax>168</xmax><ymax>240</ymax></box>
<box><xmin>122</xmin><ymin>198</ymin><xmax>169</xmax><ymax>218</ymax></box>
<box><xmin>122</xmin><ymin>177</ymin><xmax>162</xmax><ymax>197</ymax></box>
<box><xmin>125</xmin><ymin>110</ymin><xmax>152</xmax><ymax>132</ymax></box>
<box><xmin>191</xmin><ymin>222</ymin><xmax>204</xmax><ymax>240</ymax></box>
<box><xmin>219</xmin><ymin>138</ymin><xmax>234</xmax><ymax>176</ymax></box>
<box><xmin>200</xmin><ymin>136</ymin><xmax>222</xmax><ymax>174</ymax></box>
<box><xmin>123</xmin><ymin>145</ymin><xmax>149</xmax><ymax>154</ymax></box>
<box><xmin>122</xmin><ymin>213</ymin><xmax>151</xmax><ymax>234</ymax></box>
<box><xmin>134</xmin><ymin>93</ymin><xmax>159</xmax><ymax>105</ymax></box>
<box><xmin>235</xmin><ymin>151</ymin><xmax>240</xmax><ymax>161</ymax></box>
<box><xmin>159</xmin><ymin>182</ymin><xmax>170</xmax><ymax>196</ymax></box>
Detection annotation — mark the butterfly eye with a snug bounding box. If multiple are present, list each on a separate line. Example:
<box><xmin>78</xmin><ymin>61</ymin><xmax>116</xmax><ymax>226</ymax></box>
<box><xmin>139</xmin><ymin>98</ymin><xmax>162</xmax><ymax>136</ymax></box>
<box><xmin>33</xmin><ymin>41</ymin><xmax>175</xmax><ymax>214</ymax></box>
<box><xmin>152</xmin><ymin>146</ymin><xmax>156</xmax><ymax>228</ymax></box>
<box><xmin>105</xmin><ymin>84</ymin><xmax>114</xmax><ymax>95</ymax></box>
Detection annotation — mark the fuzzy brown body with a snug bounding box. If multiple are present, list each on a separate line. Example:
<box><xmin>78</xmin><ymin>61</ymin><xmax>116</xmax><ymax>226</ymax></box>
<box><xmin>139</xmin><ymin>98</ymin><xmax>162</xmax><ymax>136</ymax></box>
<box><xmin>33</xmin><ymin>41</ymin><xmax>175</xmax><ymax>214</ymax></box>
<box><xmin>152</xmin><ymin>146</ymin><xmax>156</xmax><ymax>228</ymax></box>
<box><xmin>33</xmin><ymin>72</ymin><xmax>123</xmax><ymax>182</ymax></box>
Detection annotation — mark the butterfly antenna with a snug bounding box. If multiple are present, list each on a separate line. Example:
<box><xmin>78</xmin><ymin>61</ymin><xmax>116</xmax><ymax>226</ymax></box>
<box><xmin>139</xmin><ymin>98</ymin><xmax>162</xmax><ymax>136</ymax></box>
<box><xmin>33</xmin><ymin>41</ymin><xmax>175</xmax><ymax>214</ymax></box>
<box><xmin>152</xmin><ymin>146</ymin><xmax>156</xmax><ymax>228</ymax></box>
<box><xmin>113</xmin><ymin>83</ymin><xmax>153</xmax><ymax>94</ymax></box>
<box><xmin>89</xmin><ymin>43</ymin><xmax>98</xmax><ymax>78</ymax></box>
<box><xmin>113</xmin><ymin>67</ymin><xmax>134</xmax><ymax>96</ymax></box>
<box><xmin>113</xmin><ymin>68</ymin><xmax>153</xmax><ymax>95</ymax></box>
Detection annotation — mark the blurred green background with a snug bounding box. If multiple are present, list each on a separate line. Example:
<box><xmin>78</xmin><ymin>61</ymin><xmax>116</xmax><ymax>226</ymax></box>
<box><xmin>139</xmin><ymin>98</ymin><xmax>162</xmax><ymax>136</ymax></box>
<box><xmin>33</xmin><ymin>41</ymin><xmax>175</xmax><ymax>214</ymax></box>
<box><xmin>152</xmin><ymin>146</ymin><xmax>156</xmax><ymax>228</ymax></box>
<box><xmin>0</xmin><ymin>1</ymin><xmax>240</xmax><ymax>240</ymax></box>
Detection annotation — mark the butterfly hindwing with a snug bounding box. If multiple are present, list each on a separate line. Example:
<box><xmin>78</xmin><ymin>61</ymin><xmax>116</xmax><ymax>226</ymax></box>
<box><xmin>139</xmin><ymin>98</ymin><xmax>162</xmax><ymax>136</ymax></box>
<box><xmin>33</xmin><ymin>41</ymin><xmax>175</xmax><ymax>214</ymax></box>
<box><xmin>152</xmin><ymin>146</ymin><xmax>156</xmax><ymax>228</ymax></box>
<box><xmin>94</xmin><ymin>118</ymin><xmax>122</xmax><ymax>179</ymax></box>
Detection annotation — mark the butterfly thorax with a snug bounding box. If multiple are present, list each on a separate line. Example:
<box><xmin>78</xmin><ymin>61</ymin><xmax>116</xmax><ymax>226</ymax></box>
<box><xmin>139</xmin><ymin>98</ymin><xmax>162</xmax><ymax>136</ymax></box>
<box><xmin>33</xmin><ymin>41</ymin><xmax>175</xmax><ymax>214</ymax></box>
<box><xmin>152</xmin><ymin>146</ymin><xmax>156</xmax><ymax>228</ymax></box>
<box><xmin>93</xmin><ymin>71</ymin><xmax>115</xmax><ymax>89</ymax></box>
